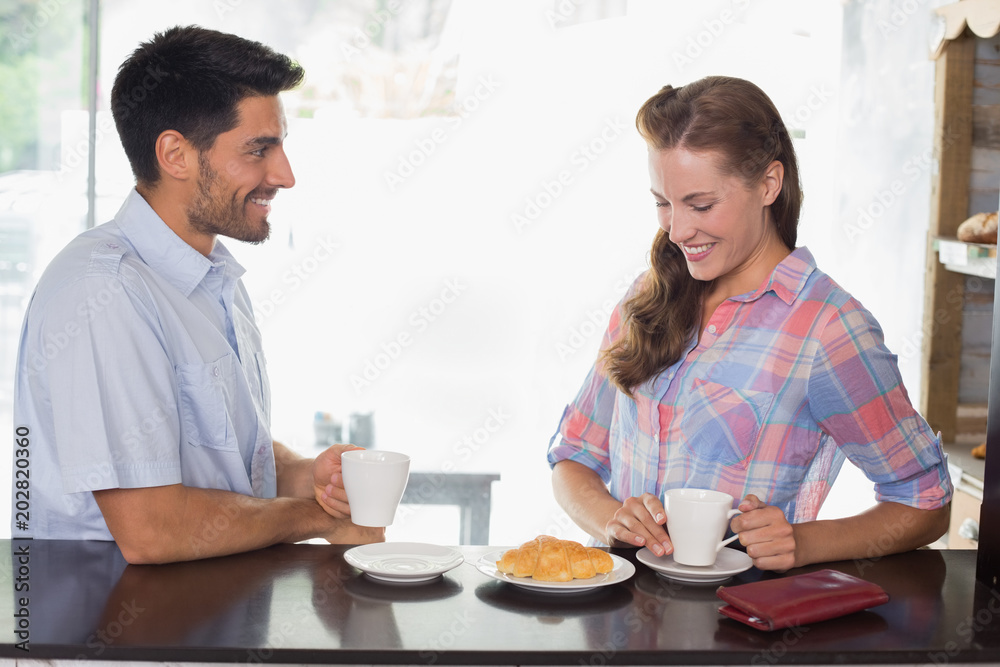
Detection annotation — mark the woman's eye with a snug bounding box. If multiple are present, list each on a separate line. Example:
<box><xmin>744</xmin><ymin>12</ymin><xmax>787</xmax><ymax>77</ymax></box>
<box><xmin>655</xmin><ymin>202</ymin><xmax>670</xmax><ymax>208</ymax></box>
<box><xmin>693</xmin><ymin>204</ymin><xmax>714</xmax><ymax>212</ymax></box>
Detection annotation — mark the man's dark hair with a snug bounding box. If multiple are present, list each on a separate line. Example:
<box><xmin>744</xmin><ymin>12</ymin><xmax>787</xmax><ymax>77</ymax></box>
<box><xmin>111</xmin><ymin>25</ymin><xmax>305</xmax><ymax>186</ymax></box>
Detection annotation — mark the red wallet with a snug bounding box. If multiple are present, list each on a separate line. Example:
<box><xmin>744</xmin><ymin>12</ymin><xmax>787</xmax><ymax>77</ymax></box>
<box><xmin>716</xmin><ymin>568</ymin><xmax>890</xmax><ymax>631</ymax></box>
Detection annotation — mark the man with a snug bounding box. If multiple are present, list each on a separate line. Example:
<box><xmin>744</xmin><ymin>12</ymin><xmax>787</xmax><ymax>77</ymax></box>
<box><xmin>12</xmin><ymin>26</ymin><xmax>383</xmax><ymax>563</ymax></box>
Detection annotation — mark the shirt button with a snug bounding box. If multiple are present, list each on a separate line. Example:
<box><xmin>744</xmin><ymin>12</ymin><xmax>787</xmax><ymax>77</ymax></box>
<box><xmin>212</xmin><ymin>366</ymin><xmax>220</xmax><ymax>377</ymax></box>
<box><xmin>708</xmin><ymin>324</ymin><xmax>717</xmax><ymax>334</ymax></box>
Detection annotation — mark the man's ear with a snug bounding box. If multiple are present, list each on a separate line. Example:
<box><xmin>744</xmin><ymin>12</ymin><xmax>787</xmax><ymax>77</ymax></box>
<box><xmin>154</xmin><ymin>130</ymin><xmax>196</xmax><ymax>182</ymax></box>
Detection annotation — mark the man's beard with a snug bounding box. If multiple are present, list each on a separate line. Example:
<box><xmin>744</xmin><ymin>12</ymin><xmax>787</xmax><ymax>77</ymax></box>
<box><xmin>186</xmin><ymin>153</ymin><xmax>272</xmax><ymax>245</ymax></box>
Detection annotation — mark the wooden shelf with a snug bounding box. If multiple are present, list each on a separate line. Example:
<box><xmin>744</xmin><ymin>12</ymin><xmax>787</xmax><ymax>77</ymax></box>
<box><xmin>933</xmin><ymin>236</ymin><xmax>997</xmax><ymax>278</ymax></box>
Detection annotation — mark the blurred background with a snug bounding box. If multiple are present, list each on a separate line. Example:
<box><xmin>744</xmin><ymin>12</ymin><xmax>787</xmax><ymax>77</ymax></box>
<box><xmin>0</xmin><ymin>0</ymin><xmax>954</xmax><ymax>545</ymax></box>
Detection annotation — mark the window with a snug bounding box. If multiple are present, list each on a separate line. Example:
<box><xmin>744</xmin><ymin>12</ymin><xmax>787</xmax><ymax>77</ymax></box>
<box><xmin>1</xmin><ymin>0</ymin><xmax>91</xmax><ymax>539</ymax></box>
<box><xmin>1</xmin><ymin>0</ymin><xmax>848</xmax><ymax>545</ymax></box>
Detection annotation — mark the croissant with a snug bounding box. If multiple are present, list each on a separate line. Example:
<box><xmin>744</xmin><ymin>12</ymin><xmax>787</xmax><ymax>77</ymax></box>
<box><xmin>496</xmin><ymin>535</ymin><xmax>614</xmax><ymax>582</ymax></box>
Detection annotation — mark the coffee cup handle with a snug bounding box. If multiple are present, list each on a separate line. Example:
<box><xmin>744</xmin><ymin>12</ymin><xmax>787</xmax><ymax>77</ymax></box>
<box><xmin>717</xmin><ymin>508</ymin><xmax>743</xmax><ymax>551</ymax></box>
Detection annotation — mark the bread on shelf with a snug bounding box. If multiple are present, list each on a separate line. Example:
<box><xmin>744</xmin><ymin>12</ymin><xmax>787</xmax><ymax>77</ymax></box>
<box><xmin>957</xmin><ymin>212</ymin><xmax>998</xmax><ymax>245</ymax></box>
<box><xmin>496</xmin><ymin>535</ymin><xmax>614</xmax><ymax>582</ymax></box>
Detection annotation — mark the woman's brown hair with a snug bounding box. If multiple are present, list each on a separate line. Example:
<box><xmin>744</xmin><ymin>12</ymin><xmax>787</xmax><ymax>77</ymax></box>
<box><xmin>601</xmin><ymin>76</ymin><xmax>802</xmax><ymax>395</ymax></box>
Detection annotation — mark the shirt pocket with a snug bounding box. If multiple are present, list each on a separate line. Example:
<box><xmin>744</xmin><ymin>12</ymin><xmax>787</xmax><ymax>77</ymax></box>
<box><xmin>175</xmin><ymin>355</ymin><xmax>239</xmax><ymax>452</ymax></box>
<box><xmin>679</xmin><ymin>379</ymin><xmax>773</xmax><ymax>469</ymax></box>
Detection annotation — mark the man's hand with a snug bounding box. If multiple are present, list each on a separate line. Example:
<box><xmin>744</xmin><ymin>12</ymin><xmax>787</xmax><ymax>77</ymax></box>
<box><xmin>313</xmin><ymin>444</ymin><xmax>362</xmax><ymax>518</ymax></box>
<box><xmin>731</xmin><ymin>494</ymin><xmax>797</xmax><ymax>572</ymax></box>
<box><xmin>326</xmin><ymin>521</ymin><xmax>386</xmax><ymax>545</ymax></box>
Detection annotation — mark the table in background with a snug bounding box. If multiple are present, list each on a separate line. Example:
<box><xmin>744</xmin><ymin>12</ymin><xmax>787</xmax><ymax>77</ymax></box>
<box><xmin>400</xmin><ymin>472</ymin><xmax>500</xmax><ymax>545</ymax></box>
<box><xmin>313</xmin><ymin>413</ymin><xmax>500</xmax><ymax>546</ymax></box>
<box><xmin>3</xmin><ymin>539</ymin><xmax>1000</xmax><ymax>664</ymax></box>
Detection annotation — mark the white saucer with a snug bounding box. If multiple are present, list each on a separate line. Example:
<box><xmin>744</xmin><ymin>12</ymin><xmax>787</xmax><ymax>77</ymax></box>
<box><xmin>636</xmin><ymin>546</ymin><xmax>753</xmax><ymax>584</ymax></box>
<box><xmin>476</xmin><ymin>549</ymin><xmax>635</xmax><ymax>593</ymax></box>
<box><xmin>344</xmin><ymin>542</ymin><xmax>464</xmax><ymax>583</ymax></box>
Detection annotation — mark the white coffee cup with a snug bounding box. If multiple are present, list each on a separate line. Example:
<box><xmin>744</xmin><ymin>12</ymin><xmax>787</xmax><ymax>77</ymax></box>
<box><xmin>663</xmin><ymin>488</ymin><xmax>741</xmax><ymax>567</ymax></box>
<box><xmin>341</xmin><ymin>450</ymin><xmax>411</xmax><ymax>527</ymax></box>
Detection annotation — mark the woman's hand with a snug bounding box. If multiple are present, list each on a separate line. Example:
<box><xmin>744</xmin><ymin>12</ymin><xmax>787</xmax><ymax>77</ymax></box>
<box><xmin>605</xmin><ymin>493</ymin><xmax>673</xmax><ymax>557</ymax></box>
<box><xmin>731</xmin><ymin>494</ymin><xmax>797</xmax><ymax>572</ymax></box>
<box><xmin>313</xmin><ymin>444</ymin><xmax>363</xmax><ymax>518</ymax></box>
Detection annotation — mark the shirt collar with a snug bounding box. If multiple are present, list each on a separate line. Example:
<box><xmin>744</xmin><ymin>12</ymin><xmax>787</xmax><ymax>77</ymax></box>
<box><xmin>115</xmin><ymin>188</ymin><xmax>246</xmax><ymax>297</ymax></box>
<box><xmin>734</xmin><ymin>246</ymin><xmax>817</xmax><ymax>306</ymax></box>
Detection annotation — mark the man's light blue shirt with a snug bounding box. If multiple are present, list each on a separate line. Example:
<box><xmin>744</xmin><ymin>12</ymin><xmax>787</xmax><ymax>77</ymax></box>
<box><xmin>13</xmin><ymin>188</ymin><xmax>276</xmax><ymax>540</ymax></box>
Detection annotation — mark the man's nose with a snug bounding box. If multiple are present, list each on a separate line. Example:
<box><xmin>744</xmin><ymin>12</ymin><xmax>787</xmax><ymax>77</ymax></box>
<box><xmin>268</xmin><ymin>149</ymin><xmax>295</xmax><ymax>189</ymax></box>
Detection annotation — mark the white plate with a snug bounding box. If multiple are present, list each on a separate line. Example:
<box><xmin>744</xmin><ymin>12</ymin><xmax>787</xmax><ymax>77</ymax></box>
<box><xmin>637</xmin><ymin>546</ymin><xmax>753</xmax><ymax>584</ymax></box>
<box><xmin>476</xmin><ymin>549</ymin><xmax>635</xmax><ymax>593</ymax></box>
<box><xmin>344</xmin><ymin>542</ymin><xmax>464</xmax><ymax>583</ymax></box>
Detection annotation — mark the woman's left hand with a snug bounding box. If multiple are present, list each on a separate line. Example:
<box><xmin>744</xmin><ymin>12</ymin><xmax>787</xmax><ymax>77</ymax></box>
<box><xmin>730</xmin><ymin>494</ymin><xmax>797</xmax><ymax>572</ymax></box>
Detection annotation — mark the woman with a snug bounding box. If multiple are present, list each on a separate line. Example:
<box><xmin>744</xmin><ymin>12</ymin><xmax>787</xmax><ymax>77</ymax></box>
<box><xmin>548</xmin><ymin>76</ymin><xmax>952</xmax><ymax>572</ymax></box>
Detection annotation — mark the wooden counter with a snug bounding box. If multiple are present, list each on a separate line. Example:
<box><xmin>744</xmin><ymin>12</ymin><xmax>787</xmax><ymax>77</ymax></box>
<box><xmin>3</xmin><ymin>539</ymin><xmax>1000</xmax><ymax>664</ymax></box>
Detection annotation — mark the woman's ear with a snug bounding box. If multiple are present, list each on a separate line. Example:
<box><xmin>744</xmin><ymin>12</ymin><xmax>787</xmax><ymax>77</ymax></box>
<box><xmin>154</xmin><ymin>130</ymin><xmax>195</xmax><ymax>182</ymax></box>
<box><xmin>761</xmin><ymin>160</ymin><xmax>784</xmax><ymax>206</ymax></box>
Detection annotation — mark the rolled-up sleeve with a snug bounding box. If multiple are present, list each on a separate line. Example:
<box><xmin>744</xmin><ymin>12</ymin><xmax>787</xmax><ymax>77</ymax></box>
<box><xmin>807</xmin><ymin>300</ymin><xmax>953</xmax><ymax>510</ymax></box>
<box><xmin>547</xmin><ymin>368</ymin><xmax>617</xmax><ymax>482</ymax></box>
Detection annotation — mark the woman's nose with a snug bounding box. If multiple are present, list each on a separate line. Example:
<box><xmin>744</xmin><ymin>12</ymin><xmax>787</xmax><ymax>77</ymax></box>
<box><xmin>666</xmin><ymin>211</ymin><xmax>691</xmax><ymax>244</ymax></box>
